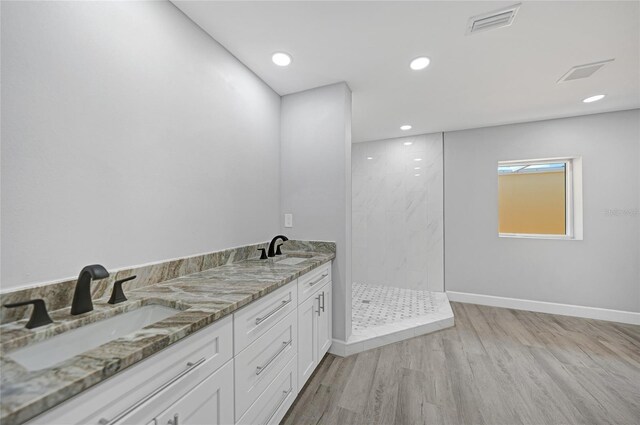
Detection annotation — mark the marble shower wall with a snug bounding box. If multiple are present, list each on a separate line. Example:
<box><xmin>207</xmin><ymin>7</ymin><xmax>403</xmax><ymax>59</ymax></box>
<box><xmin>352</xmin><ymin>133</ymin><xmax>444</xmax><ymax>291</ymax></box>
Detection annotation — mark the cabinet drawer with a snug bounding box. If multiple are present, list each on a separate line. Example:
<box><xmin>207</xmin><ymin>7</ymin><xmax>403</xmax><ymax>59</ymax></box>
<box><xmin>234</xmin><ymin>309</ymin><xmax>297</xmax><ymax>419</ymax></box>
<box><xmin>26</xmin><ymin>316</ymin><xmax>233</xmax><ymax>425</ymax></box>
<box><xmin>233</xmin><ymin>281</ymin><xmax>297</xmax><ymax>354</ymax></box>
<box><xmin>237</xmin><ymin>356</ymin><xmax>297</xmax><ymax>425</ymax></box>
<box><xmin>297</xmin><ymin>263</ymin><xmax>331</xmax><ymax>304</ymax></box>
<box><xmin>152</xmin><ymin>360</ymin><xmax>234</xmax><ymax>425</ymax></box>
<box><xmin>115</xmin><ymin>358</ymin><xmax>233</xmax><ymax>425</ymax></box>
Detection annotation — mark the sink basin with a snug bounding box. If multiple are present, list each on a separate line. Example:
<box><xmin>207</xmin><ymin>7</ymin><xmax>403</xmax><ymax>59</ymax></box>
<box><xmin>7</xmin><ymin>305</ymin><xmax>180</xmax><ymax>371</ymax></box>
<box><xmin>276</xmin><ymin>257</ymin><xmax>308</xmax><ymax>266</ymax></box>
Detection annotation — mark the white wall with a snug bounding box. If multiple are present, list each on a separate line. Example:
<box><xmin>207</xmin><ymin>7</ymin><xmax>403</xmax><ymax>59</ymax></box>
<box><xmin>1</xmin><ymin>1</ymin><xmax>281</xmax><ymax>290</ymax></box>
<box><xmin>445</xmin><ymin>109</ymin><xmax>640</xmax><ymax>313</ymax></box>
<box><xmin>352</xmin><ymin>133</ymin><xmax>444</xmax><ymax>291</ymax></box>
<box><xmin>280</xmin><ymin>83</ymin><xmax>352</xmax><ymax>341</ymax></box>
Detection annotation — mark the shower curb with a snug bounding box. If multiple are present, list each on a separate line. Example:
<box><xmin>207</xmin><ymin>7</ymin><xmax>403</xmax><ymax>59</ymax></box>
<box><xmin>329</xmin><ymin>314</ymin><xmax>454</xmax><ymax>357</ymax></box>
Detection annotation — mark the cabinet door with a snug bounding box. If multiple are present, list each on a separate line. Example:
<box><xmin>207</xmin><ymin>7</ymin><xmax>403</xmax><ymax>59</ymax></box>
<box><xmin>317</xmin><ymin>283</ymin><xmax>332</xmax><ymax>359</ymax></box>
<box><xmin>153</xmin><ymin>360</ymin><xmax>234</xmax><ymax>425</ymax></box>
<box><xmin>297</xmin><ymin>291</ymin><xmax>319</xmax><ymax>388</ymax></box>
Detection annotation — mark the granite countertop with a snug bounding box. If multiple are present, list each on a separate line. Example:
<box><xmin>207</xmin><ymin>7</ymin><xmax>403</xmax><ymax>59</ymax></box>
<box><xmin>0</xmin><ymin>249</ymin><xmax>334</xmax><ymax>425</ymax></box>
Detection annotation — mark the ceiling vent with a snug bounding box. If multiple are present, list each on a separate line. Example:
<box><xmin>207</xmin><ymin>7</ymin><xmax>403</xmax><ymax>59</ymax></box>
<box><xmin>466</xmin><ymin>3</ymin><xmax>521</xmax><ymax>35</ymax></box>
<box><xmin>557</xmin><ymin>59</ymin><xmax>615</xmax><ymax>83</ymax></box>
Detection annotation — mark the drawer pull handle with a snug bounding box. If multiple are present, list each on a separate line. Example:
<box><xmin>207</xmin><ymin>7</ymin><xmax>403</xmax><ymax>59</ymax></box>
<box><xmin>309</xmin><ymin>273</ymin><xmax>328</xmax><ymax>287</ymax></box>
<box><xmin>263</xmin><ymin>387</ymin><xmax>293</xmax><ymax>425</ymax></box>
<box><xmin>255</xmin><ymin>298</ymin><xmax>291</xmax><ymax>325</ymax></box>
<box><xmin>256</xmin><ymin>339</ymin><xmax>292</xmax><ymax>376</ymax></box>
<box><xmin>97</xmin><ymin>358</ymin><xmax>205</xmax><ymax>425</ymax></box>
<box><xmin>168</xmin><ymin>413</ymin><xmax>179</xmax><ymax>425</ymax></box>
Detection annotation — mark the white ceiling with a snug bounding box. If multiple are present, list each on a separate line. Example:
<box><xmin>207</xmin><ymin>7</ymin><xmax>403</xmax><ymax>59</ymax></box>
<box><xmin>173</xmin><ymin>1</ymin><xmax>640</xmax><ymax>142</ymax></box>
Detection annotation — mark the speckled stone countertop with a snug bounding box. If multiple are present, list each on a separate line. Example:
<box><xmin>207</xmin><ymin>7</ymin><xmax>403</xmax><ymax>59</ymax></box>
<box><xmin>0</xmin><ymin>247</ymin><xmax>334</xmax><ymax>425</ymax></box>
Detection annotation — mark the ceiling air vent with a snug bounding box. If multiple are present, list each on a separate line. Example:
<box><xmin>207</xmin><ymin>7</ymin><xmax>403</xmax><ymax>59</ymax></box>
<box><xmin>557</xmin><ymin>59</ymin><xmax>615</xmax><ymax>83</ymax></box>
<box><xmin>466</xmin><ymin>3</ymin><xmax>521</xmax><ymax>35</ymax></box>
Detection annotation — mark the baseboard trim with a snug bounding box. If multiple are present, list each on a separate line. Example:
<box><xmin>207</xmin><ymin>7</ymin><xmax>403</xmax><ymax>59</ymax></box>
<box><xmin>329</xmin><ymin>337</ymin><xmax>370</xmax><ymax>357</ymax></box>
<box><xmin>446</xmin><ymin>291</ymin><xmax>640</xmax><ymax>325</ymax></box>
<box><xmin>328</xmin><ymin>339</ymin><xmax>347</xmax><ymax>357</ymax></box>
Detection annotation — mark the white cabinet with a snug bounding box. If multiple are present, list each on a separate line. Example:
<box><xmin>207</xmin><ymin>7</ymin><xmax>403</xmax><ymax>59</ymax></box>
<box><xmin>297</xmin><ymin>280</ymin><xmax>332</xmax><ymax>389</ymax></box>
<box><xmin>26</xmin><ymin>315</ymin><xmax>233</xmax><ymax>425</ymax></box>
<box><xmin>317</xmin><ymin>282</ymin><xmax>332</xmax><ymax>358</ymax></box>
<box><xmin>236</xmin><ymin>356</ymin><xmax>297</xmax><ymax>425</ymax></box>
<box><xmin>234</xmin><ymin>308</ymin><xmax>297</xmax><ymax>419</ymax></box>
<box><xmin>153</xmin><ymin>360</ymin><xmax>234</xmax><ymax>425</ymax></box>
<box><xmin>26</xmin><ymin>262</ymin><xmax>333</xmax><ymax>425</ymax></box>
<box><xmin>233</xmin><ymin>282</ymin><xmax>297</xmax><ymax>354</ymax></box>
<box><xmin>297</xmin><ymin>290</ymin><xmax>319</xmax><ymax>386</ymax></box>
<box><xmin>114</xmin><ymin>358</ymin><xmax>234</xmax><ymax>425</ymax></box>
<box><xmin>297</xmin><ymin>263</ymin><xmax>330</xmax><ymax>303</ymax></box>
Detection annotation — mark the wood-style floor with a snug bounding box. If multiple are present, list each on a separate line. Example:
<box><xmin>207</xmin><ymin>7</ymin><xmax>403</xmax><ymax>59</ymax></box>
<box><xmin>282</xmin><ymin>302</ymin><xmax>640</xmax><ymax>425</ymax></box>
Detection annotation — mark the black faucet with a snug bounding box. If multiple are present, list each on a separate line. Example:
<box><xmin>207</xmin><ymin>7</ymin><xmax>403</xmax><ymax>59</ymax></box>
<box><xmin>268</xmin><ymin>235</ymin><xmax>289</xmax><ymax>257</ymax></box>
<box><xmin>70</xmin><ymin>264</ymin><xmax>109</xmax><ymax>315</ymax></box>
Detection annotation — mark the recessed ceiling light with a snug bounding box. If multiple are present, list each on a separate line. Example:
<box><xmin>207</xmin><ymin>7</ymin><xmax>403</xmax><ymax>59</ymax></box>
<box><xmin>414</xmin><ymin>158</ymin><xmax>423</xmax><ymax>161</ymax></box>
<box><xmin>583</xmin><ymin>94</ymin><xmax>606</xmax><ymax>103</ymax></box>
<box><xmin>400</xmin><ymin>125</ymin><xmax>412</xmax><ymax>131</ymax></box>
<box><xmin>403</xmin><ymin>141</ymin><xmax>413</xmax><ymax>146</ymax></box>
<box><xmin>367</xmin><ymin>156</ymin><xmax>373</xmax><ymax>160</ymax></box>
<box><xmin>410</xmin><ymin>57</ymin><xmax>430</xmax><ymax>70</ymax></box>
<box><xmin>414</xmin><ymin>167</ymin><xmax>421</xmax><ymax>170</ymax></box>
<box><xmin>414</xmin><ymin>174</ymin><xmax>421</xmax><ymax>177</ymax></box>
<box><xmin>272</xmin><ymin>52</ymin><xmax>292</xmax><ymax>66</ymax></box>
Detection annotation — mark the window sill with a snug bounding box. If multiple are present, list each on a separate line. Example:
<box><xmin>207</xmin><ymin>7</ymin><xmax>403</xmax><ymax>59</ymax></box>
<box><xmin>498</xmin><ymin>233</ymin><xmax>581</xmax><ymax>241</ymax></box>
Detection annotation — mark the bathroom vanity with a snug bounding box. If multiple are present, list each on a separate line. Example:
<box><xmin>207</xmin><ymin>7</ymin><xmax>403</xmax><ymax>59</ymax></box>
<box><xmin>0</xmin><ymin>247</ymin><xmax>334</xmax><ymax>425</ymax></box>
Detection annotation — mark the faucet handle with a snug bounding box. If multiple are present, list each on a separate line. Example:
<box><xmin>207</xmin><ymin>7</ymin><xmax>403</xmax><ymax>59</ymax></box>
<box><xmin>275</xmin><ymin>244</ymin><xmax>283</xmax><ymax>256</ymax></box>
<box><xmin>257</xmin><ymin>248</ymin><xmax>268</xmax><ymax>260</ymax></box>
<box><xmin>108</xmin><ymin>275</ymin><xmax>136</xmax><ymax>305</ymax></box>
<box><xmin>4</xmin><ymin>299</ymin><xmax>53</xmax><ymax>329</ymax></box>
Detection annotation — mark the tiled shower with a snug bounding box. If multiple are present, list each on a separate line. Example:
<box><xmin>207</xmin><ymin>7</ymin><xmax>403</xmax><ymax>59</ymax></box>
<box><xmin>351</xmin><ymin>133</ymin><xmax>448</xmax><ymax>338</ymax></box>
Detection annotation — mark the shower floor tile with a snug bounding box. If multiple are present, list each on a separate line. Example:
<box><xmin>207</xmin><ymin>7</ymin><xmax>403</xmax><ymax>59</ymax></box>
<box><xmin>350</xmin><ymin>282</ymin><xmax>454</xmax><ymax>346</ymax></box>
<box><xmin>352</xmin><ymin>282</ymin><xmax>450</xmax><ymax>330</ymax></box>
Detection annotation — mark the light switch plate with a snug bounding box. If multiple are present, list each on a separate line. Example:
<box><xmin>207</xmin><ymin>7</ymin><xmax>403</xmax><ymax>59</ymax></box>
<box><xmin>284</xmin><ymin>213</ymin><xmax>293</xmax><ymax>228</ymax></box>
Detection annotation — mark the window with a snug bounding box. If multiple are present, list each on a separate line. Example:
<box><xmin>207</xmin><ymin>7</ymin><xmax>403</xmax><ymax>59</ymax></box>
<box><xmin>498</xmin><ymin>157</ymin><xmax>583</xmax><ymax>240</ymax></box>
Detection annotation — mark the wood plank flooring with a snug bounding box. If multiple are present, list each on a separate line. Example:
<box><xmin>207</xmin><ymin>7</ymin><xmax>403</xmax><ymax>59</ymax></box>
<box><xmin>282</xmin><ymin>302</ymin><xmax>640</xmax><ymax>425</ymax></box>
